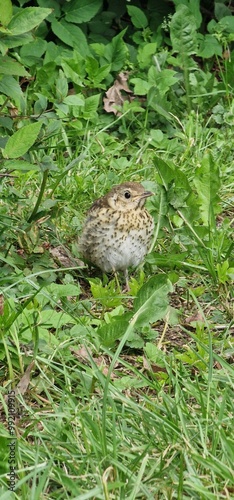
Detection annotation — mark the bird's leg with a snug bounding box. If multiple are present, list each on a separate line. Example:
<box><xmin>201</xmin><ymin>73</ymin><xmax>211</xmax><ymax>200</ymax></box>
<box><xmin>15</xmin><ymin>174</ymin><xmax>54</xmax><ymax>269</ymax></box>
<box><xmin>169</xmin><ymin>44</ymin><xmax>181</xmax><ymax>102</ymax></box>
<box><xmin>124</xmin><ymin>268</ymin><xmax>130</xmax><ymax>292</ymax></box>
<box><xmin>113</xmin><ymin>269</ymin><xmax>129</xmax><ymax>293</ymax></box>
<box><xmin>113</xmin><ymin>270</ymin><xmax>122</xmax><ymax>294</ymax></box>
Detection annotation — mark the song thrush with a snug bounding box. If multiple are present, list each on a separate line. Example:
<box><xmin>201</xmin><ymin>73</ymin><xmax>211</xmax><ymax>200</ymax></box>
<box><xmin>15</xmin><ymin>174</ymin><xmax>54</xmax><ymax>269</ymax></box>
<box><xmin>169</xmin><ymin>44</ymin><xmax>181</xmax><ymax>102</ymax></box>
<box><xmin>79</xmin><ymin>182</ymin><xmax>154</xmax><ymax>288</ymax></box>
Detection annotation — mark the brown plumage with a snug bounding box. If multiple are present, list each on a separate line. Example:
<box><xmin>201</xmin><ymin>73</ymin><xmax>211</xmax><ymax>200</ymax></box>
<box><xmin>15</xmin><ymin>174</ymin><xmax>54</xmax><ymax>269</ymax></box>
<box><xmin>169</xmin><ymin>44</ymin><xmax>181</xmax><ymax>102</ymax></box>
<box><xmin>79</xmin><ymin>182</ymin><xmax>154</xmax><ymax>287</ymax></box>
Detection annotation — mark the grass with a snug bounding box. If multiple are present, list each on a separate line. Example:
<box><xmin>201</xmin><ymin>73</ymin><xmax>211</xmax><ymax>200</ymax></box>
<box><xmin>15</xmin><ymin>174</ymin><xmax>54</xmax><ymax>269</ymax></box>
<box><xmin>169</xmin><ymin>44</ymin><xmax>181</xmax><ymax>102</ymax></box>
<box><xmin>0</xmin><ymin>10</ymin><xmax>234</xmax><ymax>499</ymax></box>
<box><xmin>1</xmin><ymin>119</ymin><xmax>233</xmax><ymax>497</ymax></box>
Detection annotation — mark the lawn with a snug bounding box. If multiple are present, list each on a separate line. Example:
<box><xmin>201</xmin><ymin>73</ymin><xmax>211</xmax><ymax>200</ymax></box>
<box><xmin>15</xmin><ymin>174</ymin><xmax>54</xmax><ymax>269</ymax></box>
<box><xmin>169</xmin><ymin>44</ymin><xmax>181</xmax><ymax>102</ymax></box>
<box><xmin>0</xmin><ymin>1</ymin><xmax>234</xmax><ymax>498</ymax></box>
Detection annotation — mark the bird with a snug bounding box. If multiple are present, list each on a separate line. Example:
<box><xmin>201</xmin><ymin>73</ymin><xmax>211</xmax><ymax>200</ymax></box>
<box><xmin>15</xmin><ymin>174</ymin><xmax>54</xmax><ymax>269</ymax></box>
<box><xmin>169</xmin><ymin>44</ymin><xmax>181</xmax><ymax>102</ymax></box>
<box><xmin>79</xmin><ymin>182</ymin><xmax>154</xmax><ymax>289</ymax></box>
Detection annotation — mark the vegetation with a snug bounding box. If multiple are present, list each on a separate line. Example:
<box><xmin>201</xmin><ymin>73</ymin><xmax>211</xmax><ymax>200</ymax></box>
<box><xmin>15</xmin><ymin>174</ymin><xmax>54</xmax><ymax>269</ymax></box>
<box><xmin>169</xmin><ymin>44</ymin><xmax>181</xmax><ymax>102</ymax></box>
<box><xmin>0</xmin><ymin>0</ymin><xmax>233</xmax><ymax>498</ymax></box>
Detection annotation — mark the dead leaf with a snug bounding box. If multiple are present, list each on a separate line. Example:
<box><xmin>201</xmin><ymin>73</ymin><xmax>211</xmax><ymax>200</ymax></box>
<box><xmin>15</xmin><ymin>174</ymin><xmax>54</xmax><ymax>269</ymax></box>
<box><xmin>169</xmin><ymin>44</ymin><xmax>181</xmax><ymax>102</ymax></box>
<box><xmin>185</xmin><ymin>311</ymin><xmax>204</xmax><ymax>325</ymax></box>
<box><xmin>8</xmin><ymin>104</ymin><xmax>19</xmax><ymax>117</ymax></box>
<box><xmin>15</xmin><ymin>361</ymin><xmax>35</xmax><ymax>395</ymax></box>
<box><xmin>70</xmin><ymin>345</ymin><xmax>91</xmax><ymax>360</ymax></box>
<box><xmin>143</xmin><ymin>356</ymin><xmax>167</xmax><ymax>373</ymax></box>
<box><xmin>49</xmin><ymin>245</ymin><xmax>84</xmax><ymax>268</ymax></box>
<box><xmin>103</xmin><ymin>71</ymin><xmax>133</xmax><ymax>115</ymax></box>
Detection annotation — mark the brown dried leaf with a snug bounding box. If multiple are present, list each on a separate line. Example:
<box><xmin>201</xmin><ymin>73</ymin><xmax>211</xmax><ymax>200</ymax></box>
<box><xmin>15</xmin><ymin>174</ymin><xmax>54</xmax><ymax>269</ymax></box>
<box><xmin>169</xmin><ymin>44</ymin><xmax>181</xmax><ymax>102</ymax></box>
<box><xmin>185</xmin><ymin>311</ymin><xmax>204</xmax><ymax>325</ymax></box>
<box><xmin>70</xmin><ymin>345</ymin><xmax>90</xmax><ymax>360</ymax></box>
<box><xmin>49</xmin><ymin>245</ymin><xmax>84</xmax><ymax>268</ymax></box>
<box><xmin>143</xmin><ymin>356</ymin><xmax>167</xmax><ymax>373</ymax></box>
<box><xmin>103</xmin><ymin>71</ymin><xmax>133</xmax><ymax>115</ymax></box>
<box><xmin>16</xmin><ymin>361</ymin><xmax>35</xmax><ymax>395</ymax></box>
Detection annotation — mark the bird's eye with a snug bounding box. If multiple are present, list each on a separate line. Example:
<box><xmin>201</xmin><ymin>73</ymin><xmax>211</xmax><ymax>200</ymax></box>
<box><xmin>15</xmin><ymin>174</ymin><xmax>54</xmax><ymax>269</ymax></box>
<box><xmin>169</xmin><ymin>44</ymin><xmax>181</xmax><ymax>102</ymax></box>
<box><xmin>124</xmin><ymin>191</ymin><xmax>131</xmax><ymax>199</ymax></box>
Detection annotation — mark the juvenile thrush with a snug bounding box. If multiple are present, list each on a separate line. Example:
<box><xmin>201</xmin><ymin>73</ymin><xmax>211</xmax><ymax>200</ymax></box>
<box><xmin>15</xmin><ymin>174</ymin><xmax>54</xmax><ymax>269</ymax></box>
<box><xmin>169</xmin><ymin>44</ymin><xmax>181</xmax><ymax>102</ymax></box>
<box><xmin>79</xmin><ymin>182</ymin><xmax>154</xmax><ymax>288</ymax></box>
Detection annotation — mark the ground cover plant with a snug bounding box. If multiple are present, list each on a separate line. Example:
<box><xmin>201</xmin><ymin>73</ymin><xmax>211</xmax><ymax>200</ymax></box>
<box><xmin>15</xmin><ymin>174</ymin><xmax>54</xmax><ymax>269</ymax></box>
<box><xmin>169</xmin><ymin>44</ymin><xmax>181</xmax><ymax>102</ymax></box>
<box><xmin>0</xmin><ymin>0</ymin><xmax>234</xmax><ymax>498</ymax></box>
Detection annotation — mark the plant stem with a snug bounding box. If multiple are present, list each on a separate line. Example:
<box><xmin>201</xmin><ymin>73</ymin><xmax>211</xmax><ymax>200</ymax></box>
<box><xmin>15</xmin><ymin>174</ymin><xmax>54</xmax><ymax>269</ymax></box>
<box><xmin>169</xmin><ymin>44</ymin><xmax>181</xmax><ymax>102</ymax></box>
<box><xmin>27</xmin><ymin>169</ymin><xmax>49</xmax><ymax>223</ymax></box>
<box><xmin>183</xmin><ymin>58</ymin><xmax>192</xmax><ymax>113</ymax></box>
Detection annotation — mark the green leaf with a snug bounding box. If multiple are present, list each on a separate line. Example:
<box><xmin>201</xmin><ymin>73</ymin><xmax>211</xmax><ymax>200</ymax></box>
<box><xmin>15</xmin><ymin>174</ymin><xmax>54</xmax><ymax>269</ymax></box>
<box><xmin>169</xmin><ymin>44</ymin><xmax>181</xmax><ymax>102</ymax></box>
<box><xmin>63</xmin><ymin>94</ymin><xmax>84</xmax><ymax>106</ymax></box>
<box><xmin>0</xmin><ymin>56</ymin><xmax>30</xmax><ymax>76</ymax></box>
<box><xmin>92</xmin><ymin>64</ymin><xmax>111</xmax><ymax>85</ymax></box>
<box><xmin>20</xmin><ymin>38</ymin><xmax>47</xmax><ymax>58</ymax></box>
<box><xmin>104</xmin><ymin>29</ymin><xmax>128</xmax><ymax>72</ymax></box>
<box><xmin>130</xmin><ymin>77</ymin><xmax>151</xmax><ymax>95</ymax></box>
<box><xmin>51</xmin><ymin>18</ymin><xmax>74</xmax><ymax>47</ymax></box>
<box><xmin>215</xmin><ymin>2</ymin><xmax>233</xmax><ymax>20</ymax></box>
<box><xmin>153</xmin><ymin>156</ymin><xmax>176</xmax><ymax>189</ymax></box>
<box><xmin>132</xmin><ymin>275</ymin><xmax>173</xmax><ymax>328</ymax></box>
<box><xmin>8</xmin><ymin>7</ymin><xmax>52</xmax><ymax>35</ymax></box>
<box><xmin>144</xmin><ymin>342</ymin><xmax>167</xmax><ymax>367</ymax></box>
<box><xmin>3</xmin><ymin>121</ymin><xmax>42</xmax><ymax>159</ymax></box>
<box><xmin>0</xmin><ymin>0</ymin><xmax>12</xmax><ymax>26</ymax></box>
<box><xmin>150</xmin><ymin>129</ymin><xmax>164</xmax><ymax>144</ymax></box>
<box><xmin>83</xmin><ymin>94</ymin><xmax>100</xmax><ymax>117</ymax></box>
<box><xmin>37</xmin><ymin>0</ymin><xmax>61</xmax><ymax>18</ymax></box>
<box><xmin>89</xmin><ymin>278</ymin><xmax>122</xmax><ymax>308</ymax></box>
<box><xmin>90</xmin><ymin>42</ymin><xmax>105</xmax><ymax>58</ymax></box>
<box><xmin>0</xmin><ymin>33</ymin><xmax>33</xmax><ymax>50</ymax></box>
<box><xmin>3</xmin><ymin>160</ymin><xmax>40</xmax><ymax>171</ymax></box>
<box><xmin>34</xmin><ymin>93</ymin><xmax>48</xmax><ymax>114</ymax></box>
<box><xmin>40</xmin><ymin>309</ymin><xmax>76</xmax><ymax>329</ymax></box>
<box><xmin>148</xmin><ymin>67</ymin><xmax>178</xmax><ymax>96</ymax></box>
<box><xmin>187</xmin><ymin>0</ymin><xmax>202</xmax><ymax>29</ymax></box>
<box><xmin>61</xmin><ymin>55</ymin><xmax>86</xmax><ymax>86</ymax></box>
<box><xmin>64</xmin><ymin>0</ymin><xmax>102</xmax><ymax>24</ymax></box>
<box><xmin>198</xmin><ymin>34</ymin><xmax>222</xmax><ymax>58</ymax></box>
<box><xmin>170</xmin><ymin>5</ymin><xmax>198</xmax><ymax>55</ymax></box>
<box><xmin>127</xmin><ymin>5</ymin><xmax>148</xmax><ymax>29</ymax></box>
<box><xmin>137</xmin><ymin>42</ymin><xmax>157</xmax><ymax>69</ymax></box>
<box><xmin>61</xmin><ymin>20</ymin><xmax>90</xmax><ymax>56</ymax></box>
<box><xmin>56</xmin><ymin>70</ymin><xmax>68</xmax><ymax>101</ymax></box>
<box><xmin>97</xmin><ymin>319</ymin><xmax>128</xmax><ymax>347</ymax></box>
<box><xmin>218</xmin><ymin>15</ymin><xmax>234</xmax><ymax>34</ymax></box>
<box><xmin>193</xmin><ymin>151</ymin><xmax>221</xmax><ymax>225</ymax></box>
<box><xmin>47</xmin><ymin>283</ymin><xmax>81</xmax><ymax>298</ymax></box>
<box><xmin>146</xmin><ymin>252</ymin><xmax>188</xmax><ymax>268</ymax></box>
<box><xmin>0</xmin><ymin>75</ymin><xmax>23</xmax><ymax>104</ymax></box>
<box><xmin>85</xmin><ymin>57</ymin><xmax>111</xmax><ymax>85</ymax></box>
<box><xmin>168</xmin><ymin>170</ymin><xmax>192</xmax><ymax>209</ymax></box>
<box><xmin>147</xmin><ymin>89</ymin><xmax>172</xmax><ymax>119</ymax></box>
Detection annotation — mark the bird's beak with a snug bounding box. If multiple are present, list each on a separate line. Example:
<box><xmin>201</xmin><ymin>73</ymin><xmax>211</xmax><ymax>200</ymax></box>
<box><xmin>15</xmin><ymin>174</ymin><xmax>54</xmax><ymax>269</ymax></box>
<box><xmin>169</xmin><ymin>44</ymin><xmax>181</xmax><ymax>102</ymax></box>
<box><xmin>139</xmin><ymin>191</ymin><xmax>154</xmax><ymax>199</ymax></box>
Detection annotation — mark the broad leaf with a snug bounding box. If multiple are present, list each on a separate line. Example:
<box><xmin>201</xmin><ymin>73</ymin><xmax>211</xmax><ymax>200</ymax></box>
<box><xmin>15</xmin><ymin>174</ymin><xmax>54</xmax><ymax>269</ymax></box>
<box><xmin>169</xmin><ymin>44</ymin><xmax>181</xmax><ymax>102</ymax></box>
<box><xmin>61</xmin><ymin>20</ymin><xmax>90</xmax><ymax>56</ymax></box>
<box><xmin>127</xmin><ymin>5</ymin><xmax>148</xmax><ymax>29</ymax></box>
<box><xmin>8</xmin><ymin>7</ymin><xmax>52</xmax><ymax>35</ymax></box>
<box><xmin>137</xmin><ymin>42</ymin><xmax>157</xmax><ymax>69</ymax></box>
<box><xmin>56</xmin><ymin>70</ymin><xmax>68</xmax><ymax>100</ymax></box>
<box><xmin>3</xmin><ymin>160</ymin><xmax>40</xmax><ymax>171</ymax></box>
<box><xmin>64</xmin><ymin>0</ymin><xmax>102</xmax><ymax>24</ymax></box>
<box><xmin>153</xmin><ymin>156</ymin><xmax>175</xmax><ymax>189</ymax></box>
<box><xmin>0</xmin><ymin>75</ymin><xmax>24</xmax><ymax>104</ymax></box>
<box><xmin>130</xmin><ymin>77</ymin><xmax>151</xmax><ymax>95</ymax></box>
<box><xmin>198</xmin><ymin>34</ymin><xmax>222</xmax><ymax>58</ymax></box>
<box><xmin>83</xmin><ymin>94</ymin><xmax>100</xmax><ymax>117</ymax></box>
<box><xmin>51</xmin><ymin>18</ymin><xmax>74</xmax><ymax>48</ymax></box>
<box><xmin>104</xmin><ymin>29</ymin><xmax>128</xmax><ymax>72</ymax></box>
<box><xmin>0</xmin><ymin>0</ymin><xmax>12</xmax><ymax>26</ymax></box>
<box><xmin>0</xmin><ymin>56</ymin><xmax>29</xmax><ymax>76</ymax></box>
<box><xmin>218</xmin><ymin>15</ymin><xmax>234</xmax><ymax>34</ymax></box>
<box><xmin>47</xmin><ymin>283</ymin><xmax>81</xmax><ymax>298</ymax></box>
<box><xmin>132</xmin><ymin>275</ymin><xmax>173</xmax><ymax>328</ymax></box>
<box><xmin>3</xmin><ymin>122</ymin><xmax>42</xmax><ymax>159</ymax></box>
<box><xmin>170</xmin><ymin>5</ymin><xmax>198</xmax><ymax>55</ymax></box>
<box><xmin>61</xmin><ymin>60</ymin><xmax>85</xmax><ymax>87</ymax></box>
<box><xmin>97</xmin><ymin>319</ymin><xmax>129</xmax><ymax>347</ymax></box>
<box><xmin>63</xmin><ymin>95</ymin><xmax>84</xmax><ymax>106</ymax></box>
<box><xmin>148</xmin><ymin>67</ymin><xmax>178</xmax><ymax>96</ymax></box>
